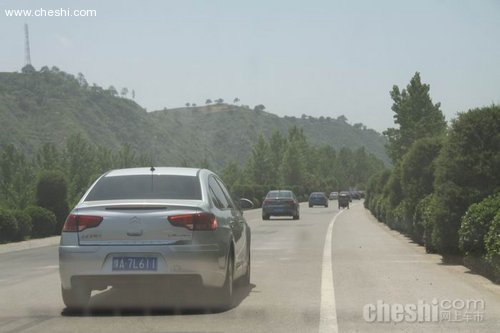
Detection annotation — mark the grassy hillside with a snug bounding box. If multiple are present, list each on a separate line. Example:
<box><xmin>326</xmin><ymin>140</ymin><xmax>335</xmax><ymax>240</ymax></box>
<box><xmin>151</xmin><ymin>105</ymin><xmax>390</xmax><ymax>167</ymax></box>
<box><xmin>0</xmin><ymin>69</ymin><xmax>389</xmax><ymax>170</ymax></box>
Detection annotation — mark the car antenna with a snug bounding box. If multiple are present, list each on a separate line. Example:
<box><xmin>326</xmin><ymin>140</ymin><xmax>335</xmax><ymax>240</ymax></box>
<box><xmin>150</xmin><ymin>166</ymin><xmax>155</xmax><ymax>191</ymax></box>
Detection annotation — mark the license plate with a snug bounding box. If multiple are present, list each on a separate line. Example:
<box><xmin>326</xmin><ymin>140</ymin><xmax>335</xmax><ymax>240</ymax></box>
<box><xmin>112</xmin><ymin>257</ymin><xmax>158</xmax><ymax>271</ymax></box>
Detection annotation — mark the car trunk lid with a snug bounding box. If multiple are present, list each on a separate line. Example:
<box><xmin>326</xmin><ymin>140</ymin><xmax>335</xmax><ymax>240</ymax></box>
<box><xmin>74</xmin><ymin>201</ymin><xmax>203</xmax><ymax>245</ymax></box>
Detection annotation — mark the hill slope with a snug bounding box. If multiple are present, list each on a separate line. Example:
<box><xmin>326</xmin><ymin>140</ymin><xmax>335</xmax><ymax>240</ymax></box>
<box><xmin>0</xmin><ymin>69</ymin><xmax>389</xmax><ymax>169</ymax></box>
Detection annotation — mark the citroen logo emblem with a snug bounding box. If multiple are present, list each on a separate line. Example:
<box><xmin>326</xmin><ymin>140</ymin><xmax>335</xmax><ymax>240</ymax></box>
<box><xmin>130</xmin><ymin>216</ymin><xmax>141</xmax><ymax>224</ymax></box>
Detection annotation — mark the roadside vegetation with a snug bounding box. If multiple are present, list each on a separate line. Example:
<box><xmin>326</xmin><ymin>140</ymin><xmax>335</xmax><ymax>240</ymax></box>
<box><xmin>0</xmin><ymin>130</ymin><xmax>383</xmax><ymax>243</ymax></box>
<box><xmin>0</xmin><ymin>66</ymin><xmax>386</xmax><ymax>244</ymax></box>
<box><xmin>364</xmin><ymin>72</ymin><xmax>500</xmax><ymax>282</ymax></box>
<box><xmin>221</xmin><ymin>126</ymin><xmax>384</xmax><ymax>206</ymax></box>
<box><xmin>0</xmin><ymin>137</ymin><xmax>152</xmax><ymax>243</ymax></box>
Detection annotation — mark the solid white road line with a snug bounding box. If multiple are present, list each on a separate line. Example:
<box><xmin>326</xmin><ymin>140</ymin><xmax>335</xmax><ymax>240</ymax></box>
<box><xmin>319</xmin><ymin>209</ymin><xmax>345</xmax><ymax>333</ymax></box>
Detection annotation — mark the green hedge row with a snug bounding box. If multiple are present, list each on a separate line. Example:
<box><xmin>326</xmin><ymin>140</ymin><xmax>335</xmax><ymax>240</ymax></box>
<box><xmin>0</xmin><ymin>206</ymin><xmax>57</xmax><ymax>243</ymax></box>
<box><xmin>365</xmin><ymin>105</ymin><xmax>500</xmax><ymax>282</ymax></box>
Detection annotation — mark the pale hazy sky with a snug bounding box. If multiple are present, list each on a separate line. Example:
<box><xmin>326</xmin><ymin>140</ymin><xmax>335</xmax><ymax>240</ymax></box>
<box><xmin>1</xmin><ymin>0</ymin><xmax>499</xmax><ymax>131</ymax></box>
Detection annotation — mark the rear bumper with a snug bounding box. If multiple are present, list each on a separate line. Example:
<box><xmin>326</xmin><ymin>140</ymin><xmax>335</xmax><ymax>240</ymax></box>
<box><xmin>262</xmin><ymin>207</ymin><xmax>298</xmax><ymax>216</ymax></box>
<box><xmin>59</xmin><ymin>243</ymin><xmax>226</xmax><ymax>290</ymax></box>
<box><xmin>309</xmin><ymin>200</ymin><xmax>327</xmax><ymax>206</ymax></box>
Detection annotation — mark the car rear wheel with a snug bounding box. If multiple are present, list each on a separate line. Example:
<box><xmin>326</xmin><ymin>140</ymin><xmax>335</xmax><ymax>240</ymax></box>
<box><xmin>61</xmin><ymin>284</ymin><xmax>90</xmax><ymax>310</ymax></box>
<box><xmin>262</xmin><ymin>214</ymin><xmax>270</xmax><ymax>220</ymax></box>
<box><xmin>293</xmin><ymin>213</ymin><xmax>299</xmax><ymax>220</ymax></box>
<box><xmin>215</xmin><ymin>254</ymin><xmax>234</xmax><ymax>310</ymax></box>
<box><xmin>242</xmin><ymin>249</ymin><xmax>250</xmax><ymax>287</ymax></box>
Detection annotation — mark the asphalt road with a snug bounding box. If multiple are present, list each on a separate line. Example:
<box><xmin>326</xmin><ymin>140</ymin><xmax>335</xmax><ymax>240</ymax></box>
<box><xmin>1</xmin><ymin>202</ymin><xmax>500</xmax><ymax>333</ymax></box>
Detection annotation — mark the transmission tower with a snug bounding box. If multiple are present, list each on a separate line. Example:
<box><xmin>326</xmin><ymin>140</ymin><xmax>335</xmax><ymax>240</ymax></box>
<box><xmin>24</xmin><ymin>23</ymin><xmax>32</xmax><ymax>66</ymax></box>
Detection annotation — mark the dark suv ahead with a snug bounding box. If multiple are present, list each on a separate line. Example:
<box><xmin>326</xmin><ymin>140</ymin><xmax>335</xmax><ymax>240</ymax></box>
<box><xmin>262</xmin><ymin>190</ymin><xmax>300</xmax><ymax>220</ymax></box>
<box><xmin>309</xmin><ymin>192</ymin><xmax>328</xmax><ymax>207</ymax></box>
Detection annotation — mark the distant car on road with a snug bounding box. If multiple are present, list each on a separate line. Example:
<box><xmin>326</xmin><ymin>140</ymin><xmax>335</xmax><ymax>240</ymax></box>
<box><xmin>262</xmin><ymin>190</ymin><xmax>300</xmax><ymax>220</ymax></box>
<box><xmin>59</xmin><ymin>167</ymin><xmax>253</xmax><ymax>310</ymax></box>
<box><xmin>309</xmin><ymin>192</ymin><xmax>328</xmax><ymax>207</ymax></box>
<box><xmin>340</xmin><ymin>191</ymin><xmax>352</xmax><ymax>202</ymax></box>
<box><xmin>350</xmin><ymin>191</ymin><xmax>361</xmax><ymax>200</ymax></box>
<box><xmin>329</xmin><ymin>192</ymin><xmax>339</xmax><ymax>200</ymax></box>
<box><xmin>338</xmin><ymin>192</ymin><xmax>350</xmax><ymax>209</ymax></box>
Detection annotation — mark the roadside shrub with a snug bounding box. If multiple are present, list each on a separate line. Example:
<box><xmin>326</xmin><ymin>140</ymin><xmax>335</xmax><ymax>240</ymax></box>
<box><xmin>0</xmin><ymin>208</ymin><xmax>18</xmax><ymax>243</ymax></box>
<box><xmin>36</xmin><ymin>170</ymin><xmax>69</xmax><ymax>234</ymax></box>
<box><xmin>25</xmin><ymin>206</ymin><xmax>57</xmax><ymax>238</ymax></box>
<box><xmin>412</xmin><ymin>195</ymin><xmax>433</xmax><ymax>245</ymax></box>
<box><xmin>12</xmin><ymin>210</ymin><xmax>32</xmax><ymax>241</ymax></box>
<box><xmin>422</xmin><ymin>194</ymin><xmax>449</xmax><ymax>253</ymax></box>
<box><xmin>431</xmin><ymin>105</ymin><xmax>500</xmax><ymax>254</ymax></box>
<box><xmin>374</xmin><ymin>196</ymin><xmax>386</xmax><ymax>222</ymax></box>
<box><xmin>459</xmin><ymin>193</ymin><xmax>500</xmax><ymax>256</ymax></box>
<box><xmin>392</xmin><ymin>200</ymin><xmax>413</xmax><ymax>234</ymax></box>
<box><xmin>485</xmin><ymin>212</ymin><xmax>500</xmax><ymax>281</ymax></box>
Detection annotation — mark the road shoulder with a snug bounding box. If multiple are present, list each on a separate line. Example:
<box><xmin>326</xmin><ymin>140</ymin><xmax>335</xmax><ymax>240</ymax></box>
<box><xmin>0</xmin><ymin>236</ymin><xmax>60</xmax><ymax>255</ymax></box>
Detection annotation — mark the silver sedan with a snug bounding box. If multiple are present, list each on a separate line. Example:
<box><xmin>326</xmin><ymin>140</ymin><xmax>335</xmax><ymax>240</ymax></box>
<box><xmin>59</xmin><ymin>167</ymin><xmax>252</xmax><ymax>310</ymax></box>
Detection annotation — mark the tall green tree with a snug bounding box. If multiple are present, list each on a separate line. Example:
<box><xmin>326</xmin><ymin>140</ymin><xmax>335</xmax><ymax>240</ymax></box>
<box><xmin>221</xmin><ymin>161</ymin><xmax>241</xmax><ymax>191</ymax></box>
<box><xmin>384</xmin><ymin>72</ymin><xmax>446</xmax><ymax>163</ymax></box>
<box><xmin>36</xmin><ymin>170</ymin><xmax>69</xmax><ymax>233</ymax></box>
<box><xmin>281</xmin><ymin>143</ymin><xmax>304</xmax><ymax>187</ymax></box>
<box><xmin>0</xmin><ymin>145</ymin><xmax>34</xmax><ymax>209</ymax></box>
<box><xmin>63</xmin><ymin>134</ymin><xmax>97</xmax><ymax>205</ymax></box>
<box><xmin>246</xmin><ymin>134</ymin><xmax>272</xmax><ymax>185</ymax></box>
<box><xmin>115</xmin><ymin>144</ymin><xmax>137</xmax><ymax>168</ymax></box>
<box><xmin>36</xmin><ymin>143</ymin><xmax>61</xmax><ymax>171</ymax></box>
<box><xmin>268</xmin><ymin>130</ymin><xmax>287</xmax><ymax>184</ymax></box>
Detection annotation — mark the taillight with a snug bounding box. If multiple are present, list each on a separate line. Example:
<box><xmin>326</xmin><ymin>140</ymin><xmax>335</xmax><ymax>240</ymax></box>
<box><xmin>62</xmin><ymin>214</ymin><xmax>103</xmax><ymax>232</ymax></box>
<box><xmin>168</xmin><ymin>213</ymin><xmax>218</xmax><ymax>231</ymax></box>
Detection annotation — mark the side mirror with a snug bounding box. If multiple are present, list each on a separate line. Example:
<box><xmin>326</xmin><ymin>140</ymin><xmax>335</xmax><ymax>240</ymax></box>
<box><xmin>239</xmin><ymin>198</ymin><xmax>254</xmax><ymax>210</ymax></box>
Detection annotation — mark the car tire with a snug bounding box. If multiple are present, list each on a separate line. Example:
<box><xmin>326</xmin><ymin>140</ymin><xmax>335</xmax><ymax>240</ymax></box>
<box><xmin>309</xmin><ymin>204</ymin><xmax>312</xmax><ymax>208</ymax></box>
<box><xmin>216</xmin><ymin>254</ymin><xmax>234</xmax><ymax>310</ymax></box>
<box><xmin>262</xmin><ymin>214</ymin><xmax>270</xmax><ymax>220</ymax></box>
<box><xmin>293</xmin><ymin>213</ymin><xmax>299</xmax><ymax>220</ymax></box>
<box><xmin>61</xmin><ymin>284</ymin><xmax>90</xmax><ymax>310</ymax></box>
<box><xmin>242</xmin><ymin>249</ymin><xmax>250</xmax><ymax>287</ymax></box>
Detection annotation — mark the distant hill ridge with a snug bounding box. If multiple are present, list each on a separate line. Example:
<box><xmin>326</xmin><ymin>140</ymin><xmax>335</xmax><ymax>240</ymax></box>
<box><xmin>0</xmin><ymin>68</ymin><xmax>389</xmax><ymax>169</ymax></box>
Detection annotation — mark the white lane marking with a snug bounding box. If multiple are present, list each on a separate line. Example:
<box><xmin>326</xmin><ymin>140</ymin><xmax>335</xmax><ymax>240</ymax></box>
<box><xmin>319</xmin><ymin>209</ymin><xmax>345</xmax><ymax>333</ymax></box>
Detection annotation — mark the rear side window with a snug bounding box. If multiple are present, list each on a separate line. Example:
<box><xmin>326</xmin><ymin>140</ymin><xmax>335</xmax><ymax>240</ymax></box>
<box><xmin>209</xmin><ymin>177</ymin><xmax>230</xmax><ymax>209</ymax></box>
<box><xmin>85</xmin><ymin>175</ymin><xmax>202</xmax><ymax>201</ymax></box>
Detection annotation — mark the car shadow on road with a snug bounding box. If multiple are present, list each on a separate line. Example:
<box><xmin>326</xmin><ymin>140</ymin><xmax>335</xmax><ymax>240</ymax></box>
<box><xmin>61</xmin><ymin>282</ymin><xmax>256</xmax><ymax>317</ymax></box>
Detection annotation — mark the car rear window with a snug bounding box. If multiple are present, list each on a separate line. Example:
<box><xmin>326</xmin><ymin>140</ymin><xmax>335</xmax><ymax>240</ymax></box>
<box><xmin>85</xmin><ymin>175</ymin><xmax>202</xmax><ymax>201</ymax></box>
<box><xmin>267</xmin><ymin>191</ymin><xmax>292</xmax><ymax>198</ymax></box>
